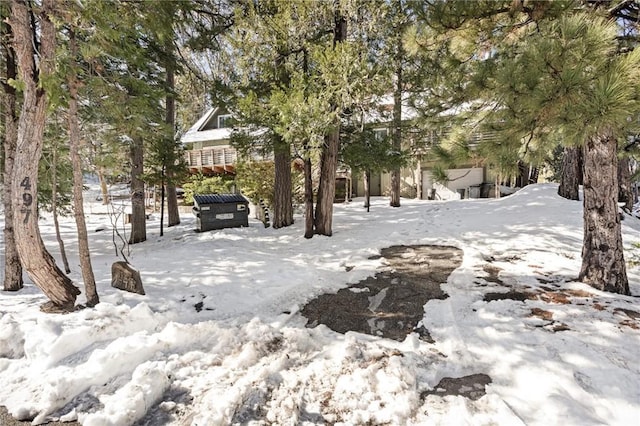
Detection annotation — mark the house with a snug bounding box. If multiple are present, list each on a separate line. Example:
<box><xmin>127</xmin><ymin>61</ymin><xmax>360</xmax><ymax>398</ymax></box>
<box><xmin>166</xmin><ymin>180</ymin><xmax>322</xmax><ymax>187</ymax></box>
<box><xmin>180</xmin><ymin>103</ymin><xmax>490</xmax><ymax>201</ymax></box>
<box><xmin>348</xmin><ymin>99</ymin><xmax>487</xmax><ymax>201</ymax></box>
<box><xmin>181</xmin><ymin>107</ymin><xmax>237</xmax><ymax>175</ymax></box>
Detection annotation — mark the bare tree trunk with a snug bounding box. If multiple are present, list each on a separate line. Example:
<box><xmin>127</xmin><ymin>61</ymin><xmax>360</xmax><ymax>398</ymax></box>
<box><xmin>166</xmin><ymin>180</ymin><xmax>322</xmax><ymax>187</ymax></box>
<box><xmin>304</xmin><ymin>156</ymin><xmax>314</xmax><ymax>239</ymax></box>
<box><xmin>1</xmin><ymin>15</ymin><xmax>23</xmax><ymax>291</ymax></box>
<box><xmin>160</xmin><ymin>174</ymin><xmax>165</xmax><ymax>237</ymax></box>
<box><xmin>617</xmin><ymin>156</ymin><xmax>633</xmax><ymax>213</ymax></box>
<box><xmin>516</xmin><ymin>161</ymin><xmax>527</xmax><ymax>188</ymax></box>
<box><xmin>68</xmin><ymin>30</ymin><xmax>99</xmax><ymax>306</ymax></box>
<box><xmin>389</xmin><ymin>12</ymin><xmax>403</xmax><ymax>208</ymax></box>
<box><xmin>273</xmin><ymin>138</ymin><xmax>293</xmax><ymax>229</ymax></box>
<box><xmin>51</xmin><ymin>148</ymin><xmax>71</xmax><ymax>274</ymax></box>
<box><xmin>315</xmin><ymin>131</ymin><xmax>339</xmax><ymax>235</ymax></box>
<box><xmin>165</xmin><ymin>62</ymin><xmax>180</xmax><ymax>227</ymax></box>
<box><xmin>579</xmin><ymin>129</ymin><xmax>629</xmax><ymax>295</ymax></box>
<box><xmin>167</xmin><ymin>183</ymin><xmax>180</xmax><ymax>226</ymax></box>
<box><xmin>314</xmin><ymin>5</ymin><xmax>346</xmax><ymax>237</ymax></box>
<box><xmin>529</xmin><ymin>166</ymin><xmax>539</xmax><ymax>184</ymax></box>
<box><xmin>558</xmin><ymin>146</ymin><xmax>582</xmax><ymax>201</ymax></box>
<box><xmin>9</xmin><ymin>0</ymin><xmax>80</xmax><ymax>310</ymax></box>
<box><xmin>364</xmin><ymin>170</ymin><xmax>371</xmax><ymax>213</ymax></box>
<box><xmin>129</xmin><ymin>135</ymin><xmax>146</xmax><ymax>244</ymax></box>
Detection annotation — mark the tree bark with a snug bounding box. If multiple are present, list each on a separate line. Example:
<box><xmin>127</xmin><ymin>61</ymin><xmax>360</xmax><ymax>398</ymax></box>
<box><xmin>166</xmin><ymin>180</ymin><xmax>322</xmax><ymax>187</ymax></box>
<box><xmin>304</xmin><ymin>156</ymin><xmax>314</xmax><ymax>239</ymax></box>
<box><xmin>617</xmin><ymin>156</ymin><xmax>633</xmax><ymax>213</ymax></box>
<box><xmin>515</xmin><ymin>161</ymin><xmax>527</xmax><ymax>188</ymax></box>
<box><xmin>165</xmin><ymin>63</ymin><xmax>180</xmax><ymax>227</ymax></box>
<box><xmin>389</xmin><ymin>11</ymin><xmax>403</xmax><ymax>208</ymax></box>
<box><xmin>364</xmin><ymin>169</ymin><xmax>371</xmax><ymax>213</ymax></box>
<box><xmin>558</xmin><ymin>146</ymin><xmax>582</xmax><ymax>201</ymax></box>
<box><xmin>314</xmin><ymin>6</ymin><xmax>346</xmax><ymax>236</ymax></box>
<box><xmin>160</xmin><ymin>177</ymin><xmax>165</xmax><ymax>237</ymax></box>
<box><xmin>272</xmin><ymin>137</ymin><xmax>293</xmax><ymax>229</ymax></box>
<box><xmin>51</xmin><ymin>148</ymin><xmax>71</xmax><ymax>274</ymax></box>
<box><xmin>167</xmin><ymin>183</ymin><xmax>180</xmax><ymax>226</ymax></box>
<box><xmin>579</xmin><ymin>129</ymin><xmax>629</xmax><ymax>295</ymax></box>
<box><xmin>1</xmin><ymin>15</ymin><xmax>23</xmax><ymax>291</ymax></box>
<box><xmin>9</xmin><ymin>0</ymin><xmax>80</xmax><ymax>310</ymax></box>
<box><xmin>68</xmin><ymin>30</ymin><xmax>99</xmax><ymax>306</ymax></box>
<box><xmin>315</xmin><ymin>130</ymin><xmax>339</xmax><ymax>235</ymax></box>
<box><xmin>129</xmin><ymin>135</ymin><xmax>146</xmax><ymax>244</ymax></box>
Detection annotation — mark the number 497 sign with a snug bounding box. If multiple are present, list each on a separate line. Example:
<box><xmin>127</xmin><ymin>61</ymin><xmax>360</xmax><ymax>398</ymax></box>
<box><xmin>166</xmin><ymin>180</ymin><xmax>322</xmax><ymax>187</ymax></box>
<box><xmin>20</xmin><ymin>176</ymin><xmax>33</xmax><ymax>224</ymax></box>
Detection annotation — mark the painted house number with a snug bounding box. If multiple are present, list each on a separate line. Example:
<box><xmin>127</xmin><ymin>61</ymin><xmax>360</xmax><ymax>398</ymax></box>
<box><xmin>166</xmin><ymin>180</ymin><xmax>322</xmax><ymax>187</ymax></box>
<box><xmin>20</xmin><ymin>176</ymin><xmax>33</xmax><ymax>224</ymax></box>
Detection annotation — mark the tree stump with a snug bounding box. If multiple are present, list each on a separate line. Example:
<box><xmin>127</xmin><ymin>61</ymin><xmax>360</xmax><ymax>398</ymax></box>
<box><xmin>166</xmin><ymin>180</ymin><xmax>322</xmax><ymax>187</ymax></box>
<box><xmin>111</xmin><ymin>261</ymin><xmax>145</xmax><ymax>295</ymax></box>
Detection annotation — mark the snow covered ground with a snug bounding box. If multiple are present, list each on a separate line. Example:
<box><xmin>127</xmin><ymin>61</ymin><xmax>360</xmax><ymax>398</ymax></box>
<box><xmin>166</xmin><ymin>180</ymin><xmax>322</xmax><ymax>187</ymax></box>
<box><xmin>0</xmin><ymin>183</ymin><xmax>639</xmax><ymax>425</ymax></box>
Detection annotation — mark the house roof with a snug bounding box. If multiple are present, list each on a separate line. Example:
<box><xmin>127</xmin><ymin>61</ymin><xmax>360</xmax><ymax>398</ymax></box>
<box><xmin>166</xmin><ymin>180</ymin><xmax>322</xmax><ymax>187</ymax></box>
<box><xmin>181</xmin><ymin>107</ymin><xmax>232</xmax><ymax>144</ymax></box>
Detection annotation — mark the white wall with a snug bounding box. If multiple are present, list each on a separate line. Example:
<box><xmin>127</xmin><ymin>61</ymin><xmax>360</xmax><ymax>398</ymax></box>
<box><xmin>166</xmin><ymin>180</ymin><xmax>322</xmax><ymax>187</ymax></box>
<box><xmin>422</xmin><ymin>167</ymin><xmax>484</xmax><ymax>200</ymax></box>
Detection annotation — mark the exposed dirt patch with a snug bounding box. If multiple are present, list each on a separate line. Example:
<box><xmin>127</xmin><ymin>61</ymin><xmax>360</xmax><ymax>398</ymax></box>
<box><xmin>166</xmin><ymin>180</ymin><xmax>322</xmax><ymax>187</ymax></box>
<box><xmin>421</xmin><ymin>374</ymin><xmax>492</xmax><ymax>401</ymax></box>
<box><xmin>614</xmin><ymin>308</ymin><xmax>640</xmax><ymax>329</ymax></box>
<box><xmin>484</xmin><ymin>287</ymin><xmax>597</xmax><ymax>305</ymax></box>
<box><xmin>0</xmin><ymin>406</ymin><xmax>80</xmax><ymax>426</ymax></box>
<box><xmin>530</xmin><ymin>307</ymin><xmax>553</xmax><ymax>321</ymax></box>
<box><xmin>483</xmin><ymin>290</ymin><xmax>535</xmax><ymax>302</ymax></box>
<box><xmin>614</xmin><ymin>307</ymin><xmax>640</xmax><ymax>320</ymax></box>
<box><xmin>301</xmin><ymin>245</ymin><xmax>463</xmax><ymax>342</ymax></box>
<box><xmin>482</xmin><ymin>264</ymin><xmax>504</xmax><ymax>285</ymax></box>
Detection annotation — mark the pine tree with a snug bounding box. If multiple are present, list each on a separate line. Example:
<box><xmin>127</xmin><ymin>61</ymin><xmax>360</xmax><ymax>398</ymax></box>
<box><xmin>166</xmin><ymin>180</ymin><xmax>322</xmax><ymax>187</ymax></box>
<box><xmin>417</xmin><ymin>2</ymin><xmax>639</xmax><ymax>294</ymax></box>
<box><xmin>226</xmin><ymin>1</ymin><xmax>392</xmax><ymax>236</ymax></box>
<box><xmin>66</xmin><ymin>25</ymin><xmax>99</xmax><ymax>306</ymax></box>
<box><xmin>313</xmin><ymin>2</ymin><xmax>348</xmax><ymax>236</ymax></box>
<box><xmin>9</xmin><ymin>0</ymin><xmax>80</xmax><ymax>311</ymax></box>
<box><xmin>341</xmin><ymin>125</ymin><xmax>407</xmax><ymax>211</ymax></box>
<box><xmin>1</xmin><ymin>2</ymin><xmax>23</xmax><ymax>291</ymax></box>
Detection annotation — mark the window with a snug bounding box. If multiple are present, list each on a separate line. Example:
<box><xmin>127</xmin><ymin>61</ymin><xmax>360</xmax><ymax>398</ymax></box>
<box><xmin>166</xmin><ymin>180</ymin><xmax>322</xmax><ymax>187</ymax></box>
<box><xmin>218</xmin><ymin>114</ymin><xmax>232</xmax><ymax>129</ymax></box>
<box><xmin>373</xmin><ymin>128</ymin><xmax>388</xmax><ymax>141</ymax></box>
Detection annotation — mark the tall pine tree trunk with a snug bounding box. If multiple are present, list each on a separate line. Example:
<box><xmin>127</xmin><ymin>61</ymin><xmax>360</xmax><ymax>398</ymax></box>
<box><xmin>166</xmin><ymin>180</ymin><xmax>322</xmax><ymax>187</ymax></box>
<box><xmin>165</xmin><ymin>62</ymin><xmax>180</xmax><ymax>227</ymax></box>
<box><xmin>271</xmin><ymin>55</ymin><xmax>293</xmax><ymax>230</ymax></box>
<box><xmin>167</xmin><ymin>184</ymin><xmax>180</xmax><ymax>226</ymax></box>
<box><xmin>389</xmin><ymin>10</ymin><xmax>403</xmax><ymax>208</ymax></box>
<box><xmin>68</xmin><ymin>30</ymin><xmax>99</xmax><ymax>306</ymax></box>
<box><xmin>2</xmin><ymin>15</ymin><xmax>23</xmax><ymax>291</ymax></box>
<box><xmin>579</xmin><ymin>129</ymin><xmax>629</xmax><ymax>295</ymax></box>
<box><xmin>129</xmin><ymin>135</ymin><xmax>146</xmax><ymax>244</ymax></box>
<box><xmin>516</xmin><ymin>161</ymin><xmax>527</xmax><ymax>188</ymax></box>
<box><xmin>558</xmin><ymin>146</ymin><xmax>582</xmax><ymax>201</ymax></box>
<box><xmin>272</xmin><ymin>138</ymin><xmax>293</xmax><ymax>229</ymax></box>
<box><xmin>9</xmin><ymin>0</ymin><xmax>80</xmax><ymax>310</ymax></box>
<box><xmin>315</xmin><ymin>130</ymin><xmax>339</xmax><ymax>235</ymax></box>
<box><xmin>51</xmin><ymin>148</ymin><xmax>71</xmax><ymax>274</ymax></box>
<box><xmin>314</xmin><ymin>6</ymin><xmax>346</xmax><ymax>236</ymax></box>
<box><xmin>304</xmin><ymin>156</ymin><xmax>314</xmax><ymax>239</ymax></box>
<box><xmin>364</xmin><ymin>169</ymin><xmax>371</xmax><ymax>213</ymax></box>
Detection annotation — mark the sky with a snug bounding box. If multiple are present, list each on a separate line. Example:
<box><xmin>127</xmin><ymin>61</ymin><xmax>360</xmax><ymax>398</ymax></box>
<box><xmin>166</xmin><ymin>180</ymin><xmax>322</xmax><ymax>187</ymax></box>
<box><xmin>0</xmin><ymin>183</ymin><xmax>639</xmax><ymax>425</ymax></box>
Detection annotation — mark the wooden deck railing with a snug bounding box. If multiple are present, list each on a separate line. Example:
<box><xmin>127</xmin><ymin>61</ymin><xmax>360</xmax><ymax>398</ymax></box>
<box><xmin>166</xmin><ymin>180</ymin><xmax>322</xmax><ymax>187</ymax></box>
<box><xmin>185</xmin><ymin>147</ymin><xmax>238</xmax><ymax>173</ymax></box>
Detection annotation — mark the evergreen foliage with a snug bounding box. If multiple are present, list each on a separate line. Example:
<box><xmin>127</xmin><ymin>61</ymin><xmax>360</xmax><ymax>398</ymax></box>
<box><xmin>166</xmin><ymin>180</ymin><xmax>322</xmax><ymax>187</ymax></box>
<box><xmin>182</xmin><ymin>173</ymin><xmax>235</xmax><ymax>205</ymax></box>
<box><xmin>340</xmin><ymin>125</ymin><xmax>407</xmax><ymax>178</ymax></box>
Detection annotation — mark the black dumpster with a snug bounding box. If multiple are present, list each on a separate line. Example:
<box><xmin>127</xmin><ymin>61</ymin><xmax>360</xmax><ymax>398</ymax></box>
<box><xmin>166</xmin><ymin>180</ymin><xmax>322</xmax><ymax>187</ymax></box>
<box><xmin>192</xmin><ymin>194</ymin><xmax>249</xmax><ymax>232</ymax></box>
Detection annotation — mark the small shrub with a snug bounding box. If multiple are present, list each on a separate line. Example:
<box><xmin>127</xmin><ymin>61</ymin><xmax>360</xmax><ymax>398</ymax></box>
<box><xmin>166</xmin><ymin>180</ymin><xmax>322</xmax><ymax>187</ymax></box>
<box><xmin>182</xmin><ymin>174</ymin><xmax>235</xmax><ymax>205</ymax></box>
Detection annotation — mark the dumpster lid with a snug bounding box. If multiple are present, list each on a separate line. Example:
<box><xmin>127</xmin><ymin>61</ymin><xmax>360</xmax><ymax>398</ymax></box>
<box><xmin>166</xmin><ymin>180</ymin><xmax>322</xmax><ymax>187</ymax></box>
<box><xmin>194</xmin><ymin>194</ymin><xmax>248</xmax><ymax>205</ymax></box>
